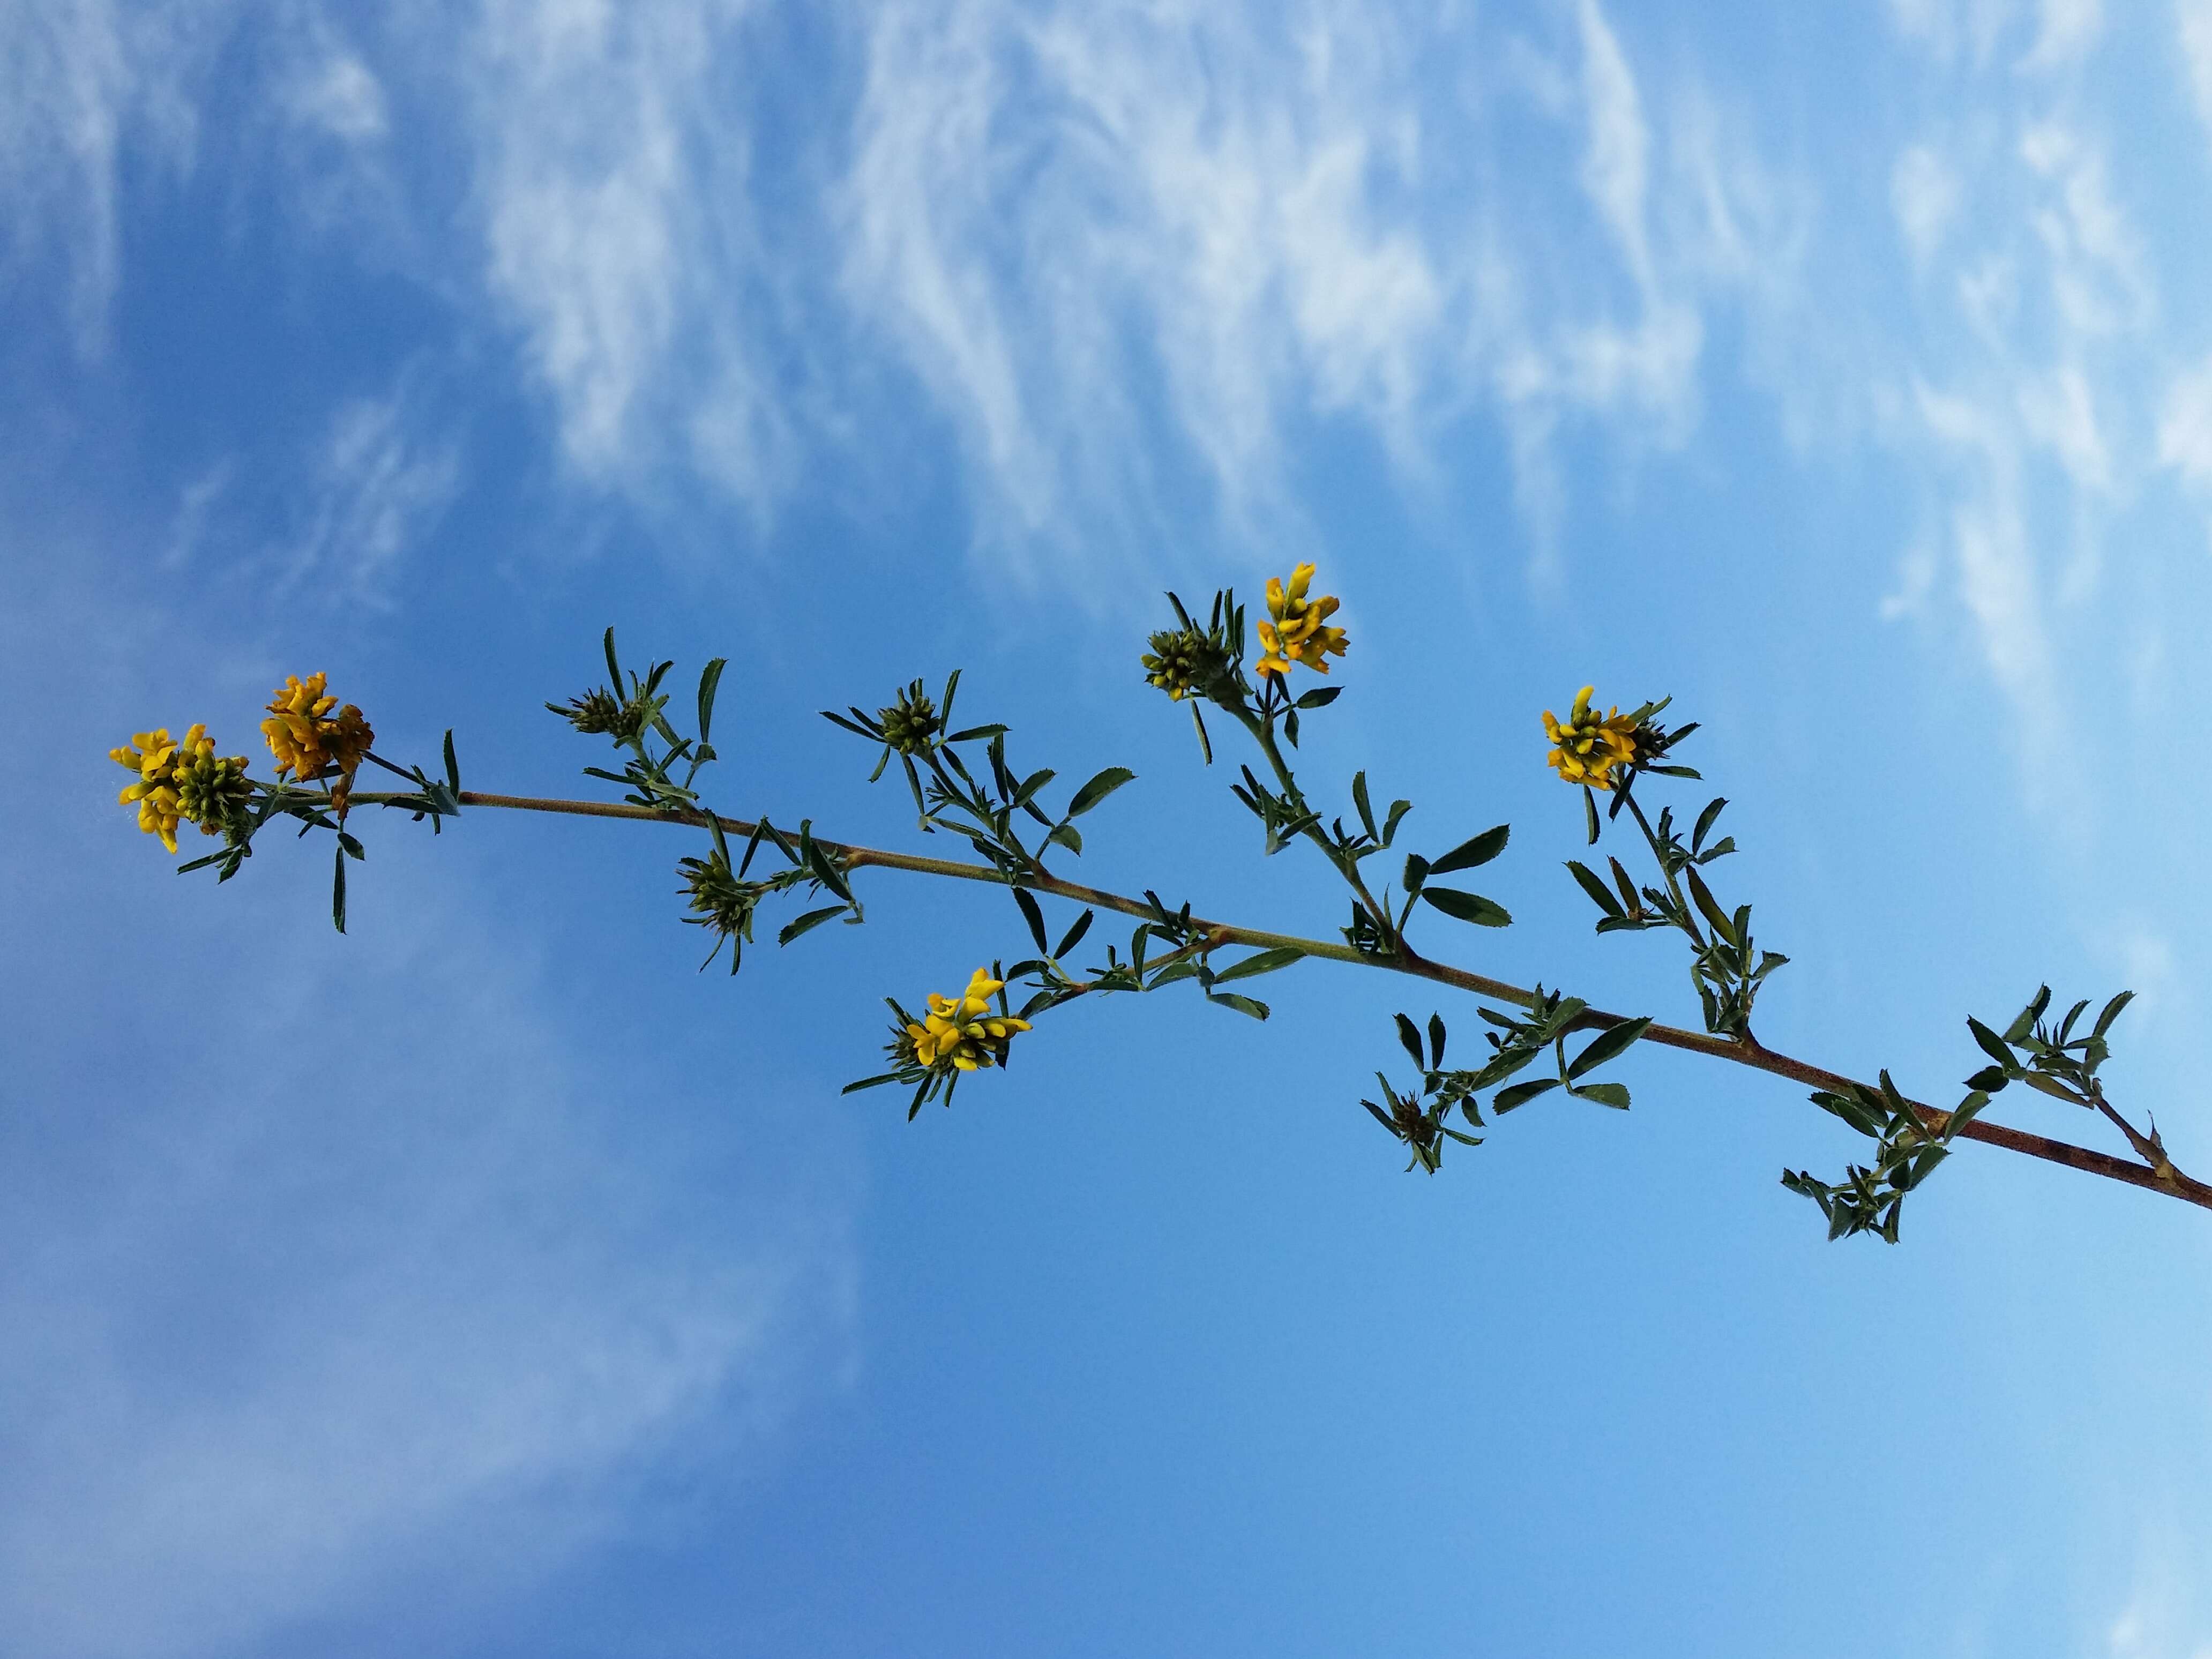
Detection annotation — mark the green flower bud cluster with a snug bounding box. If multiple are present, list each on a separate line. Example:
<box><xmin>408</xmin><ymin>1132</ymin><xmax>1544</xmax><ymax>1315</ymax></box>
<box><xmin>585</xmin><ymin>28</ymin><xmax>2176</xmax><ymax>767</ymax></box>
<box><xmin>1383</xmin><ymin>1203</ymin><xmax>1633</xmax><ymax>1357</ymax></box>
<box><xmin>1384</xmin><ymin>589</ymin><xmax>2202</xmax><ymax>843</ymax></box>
<box><xmin>877</xmin><ymin>686</ymin><xmax>942</xmax><ymax>755</ymax></box>
<box><xmin>678</xmin><ymin>848</ymin><xmax>767</xmax><ymax>969</ymax></box>
<box><xmin>174</xmin><ymin>745</ymin><xmax>251</xmax><ymax>836</ymax></box>
<box><xmin>1140</xmin><ymin>625</ymin><xmax>1228</xmax><ymax>702</ymax></box>
<box><xmin>549</xmin><ymin>685</ymin><xmax>655</xmax><ymax>745</ymax></box>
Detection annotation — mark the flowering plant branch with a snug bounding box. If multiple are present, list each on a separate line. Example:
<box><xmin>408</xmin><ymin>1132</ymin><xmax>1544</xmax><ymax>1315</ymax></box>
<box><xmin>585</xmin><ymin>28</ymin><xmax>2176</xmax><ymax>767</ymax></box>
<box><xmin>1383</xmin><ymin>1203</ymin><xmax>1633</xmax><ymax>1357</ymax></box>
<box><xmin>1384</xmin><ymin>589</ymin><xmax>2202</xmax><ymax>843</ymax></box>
<box><xmin>108</xmin><ymin>572</ymin><xmax>2209</xmax><ymax>1242</ymax></box>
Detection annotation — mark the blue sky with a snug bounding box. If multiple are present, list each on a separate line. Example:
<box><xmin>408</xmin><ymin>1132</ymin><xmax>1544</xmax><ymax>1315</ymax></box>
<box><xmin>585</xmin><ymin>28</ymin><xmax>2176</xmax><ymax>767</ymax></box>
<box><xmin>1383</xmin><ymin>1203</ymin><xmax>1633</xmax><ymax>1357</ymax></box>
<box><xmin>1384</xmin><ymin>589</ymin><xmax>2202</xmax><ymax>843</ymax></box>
<box><xmin>7</xmin><ymin>1</ymin><xmax>2212</xmax><ymax>1654</ymax></box>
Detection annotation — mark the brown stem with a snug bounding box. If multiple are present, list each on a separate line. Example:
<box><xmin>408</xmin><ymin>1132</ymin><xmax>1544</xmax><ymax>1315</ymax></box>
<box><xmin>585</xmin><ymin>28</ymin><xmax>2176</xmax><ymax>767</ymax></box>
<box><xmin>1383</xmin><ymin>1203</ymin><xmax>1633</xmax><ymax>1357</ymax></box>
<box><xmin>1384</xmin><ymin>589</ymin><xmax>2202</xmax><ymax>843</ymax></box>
<box><xmin>355</xmin><ymin>788</ymin><xmax>2212</xmax><ymax>1215</ymax></box>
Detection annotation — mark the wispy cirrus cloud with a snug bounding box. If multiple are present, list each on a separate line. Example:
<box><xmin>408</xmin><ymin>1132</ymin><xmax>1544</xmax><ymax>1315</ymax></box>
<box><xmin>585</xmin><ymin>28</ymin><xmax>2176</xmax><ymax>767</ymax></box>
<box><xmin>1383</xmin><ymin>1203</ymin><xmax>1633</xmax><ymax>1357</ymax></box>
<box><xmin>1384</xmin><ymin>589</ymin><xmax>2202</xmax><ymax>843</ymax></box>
<box><xmin>0</xmin><ymin>1</ymin><xmax>1812</xmax><ymax>578</ymax></box>
<box><xmin>464</xmin><ymin>0</ymin><xmax>797</xmax><ymax>511</ymax></box>
<box><xmin>287</xmin><ymin>374</ymin><xmax>461</xmax><ymax>603</ymax></box>
<box><xmin>1874</xmin><ymin>1</ymin><xmax>2212</xmax><ymax>808</ymax></box>
<box><xmin>0</xmin><ymin>1</ymin><xmax>210</xmax><ymax>354</ymax></box>
<box><xmin>836</xmin><ymin>0</ymin><xmax>1796</xmax><ymax>570</ymax></box>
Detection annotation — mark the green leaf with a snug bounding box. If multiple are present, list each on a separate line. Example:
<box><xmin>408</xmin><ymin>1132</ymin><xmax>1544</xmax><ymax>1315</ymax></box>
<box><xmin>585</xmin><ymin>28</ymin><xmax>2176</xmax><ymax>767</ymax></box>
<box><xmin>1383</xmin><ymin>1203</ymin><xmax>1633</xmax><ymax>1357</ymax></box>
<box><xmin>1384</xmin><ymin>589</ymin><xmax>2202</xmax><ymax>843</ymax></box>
<box><xmin>2093</xmin><ymin>990</ymin><xmax>2135</xmax><ymax>1039</ymax></box>
<box><xmin>1401</xmin><ymin>854</ymin><xmax>1429</xmax><ymax>896</ymax></box>
<box><xmin>1608</xmin><ymin>857</ymin><xmax>1639</xmax><ymax>911</ymax></box>
<box><xmin>1427</xmin><ymin>1012</ymin><xmax>1446</xmax><ymax>1070</ymax></box>
<box><xmin>1212</xmin><ymin>947</ymin><xmax>1305</xmax><ymax>985</ymax></box>
<box><xmin>1565</xmin><ymin>860</ymin><xmax>1625</xmax><ymax>918</ymax></box>
<box><xmin>1147</xmin><ymin>961</ymin><xmax>1201</xmax><ymax>988</ymax></box>
<box><xmin>1395</xmin><ymin>1013</ymin><xmax>1425</xmax><ymax>1069</ymax></box>
<box><xmin>1572</xmin><ymin>1081</ymin><xmax>1632</xmax><ymax>1109</ymax></box>
<box><xmin>331</xmin><ymin>845</ymin><xmax>348</xmax><ymax>934</ymax></box>
<box><xmin>1901</xmin><ymin>1145</ymin><xmax>1950</xmax><ymax>1190</ymax></box>
<box><xmin>1295</xmin><ymin>686</ymin><xmax>1342</xmax><ymax>710</ymax></box>
<box><xmin>1692</xmin><ymin>796</ymin><xmax>1726</xmax><ymax>852</ymax></box>
<box><xmin>1420</xmin><ymin>886</ymin><xmax>1512</xmax><ymax>928</ymax></box>
<box><xmin>1013</xmin><ymin>886</ymin><xmax>1050</xmax><ymax>954</ymax></box>
<box><xmin>1012</xmin><ymin>767</ymin><xmax>1057</xmax><ymax>808</ymax></box>
<box><xmin>1054</xmin><ymin>909</ymin><xmax>1094</xmax><ymax>959</ymax></box>
<box><xmin>1066</xmin><ymin>766</ymin><xmax>1137</xmax><ymax>818</ymax></box>
<box><xmin>1352</xmin><ymin>771</ymin><xmax>1377</xmax><ymax>841</ymax></box>
<box><xmin>1811</xmin><ymin>1089</ymin><xmax>1883</xmax><ymax>1138</ymax></box>
<box><xmin>804</xmin><ymin>838</ymin><xmax>854</xmax><ymax>903</ymax></box>
<box><xmin>1685</xmin><ymin>866</ymin><xmax>1736</xmax><ymax>944</ymax></box>
<box><xmin>1567</xmin><ymin>1016</ymin><xmax>1651</xmax><ymax>1080</ymax></box>
<box><xmin>443</xmin><ymin>729</ymin><xmax>461</xmax><ymax>795</ymax></box>
<box><xmin>1582</xmin><ymin>786</ymin><xmax>1599</xmax><ymax>845</ymax></box>
<box><xmin>697</xmin><ymin>658</ymin><xmax>728</xmax><ymax>744</ymax></box>
<box><xmin>2005</xmin><ymin>986</ymin><xmax>2052</xmax><ymax>1043</ymax></box>
<box><xmin>337</xmin><ymin>832</ymin><xmax>366</xmax><ymax>861</ymax></box>
<box><xmin>1944</xmin><ymin>1090</ymin><xmax>1992</xmax><ymax>1141</ymax></box>
<box><xmin>1429</xmin><ymin>823</ymin><xmax>1510</xmax><ymax>875</ymax></box>
<box><xmin>1963</xmin><ymin>1065</ymin><xmax>2010</xmax><ymax>1094</ymax></box>
<box><xmin>1208</xmin><ymin>992</ymin><xmax>1271</xmax><ymax>1021</ymax></box>
<box><xmin>778</xmin><ymin>905</ymin><xmax>848</xmax><ymax>945</ymax></box>
<box><xmin>602</xmin><ymin>625</ymin><xmax>622</xmax><ymax>690</ymax></box>
<box><xmin>1492</xmin><ymin>1078</ymin><xmax>1561</xmax><ymax>1114</ymax></box>
<box><xmin>1967</xmin><ymin>1017</ymin><xmax>2017</xmax><ymax>1072</ymax></box>
<box><xmin>1048</xmin><ymin>823</ymin><xmax>1083</xmax><ymax>855</ymax></box>
<box><xmin>946</xmin><ymin>724</ymin><xmax>1008</xmax><ymax>743</ymax></box>
<box><xmin>1381</xmin><ymin>799</ymin><xmax>1414</xmax><ymax>847</ymax></box>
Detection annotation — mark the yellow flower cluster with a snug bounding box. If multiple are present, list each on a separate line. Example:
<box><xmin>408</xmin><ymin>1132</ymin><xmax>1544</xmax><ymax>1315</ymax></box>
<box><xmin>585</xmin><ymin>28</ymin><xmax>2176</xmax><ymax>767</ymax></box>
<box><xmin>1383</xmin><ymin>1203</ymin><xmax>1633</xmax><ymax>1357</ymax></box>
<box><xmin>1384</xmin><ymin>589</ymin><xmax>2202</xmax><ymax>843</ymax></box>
<box><xmin>110</xmin><ymin>724</ymin><xmax>248</xmax><ymax>853</ymax></box>
<box><xmin>1542</xmin><ymin>685</ymin><xmax>1640</xmax><ymax>791</ymax></box>
<box><xmin>261</xmin><ymin>673</ymin><xmax>374</xmax><ymax>782</ymax></box>
<box><xmin>1254</xmin><ymin>563</ymin><xmax>1348</xmax><ymax>679</ymax></box>
<box><xmin>906</xmin><ymin>968</ymin><xmax>1033</xmax><ymax>1072</ymax></box>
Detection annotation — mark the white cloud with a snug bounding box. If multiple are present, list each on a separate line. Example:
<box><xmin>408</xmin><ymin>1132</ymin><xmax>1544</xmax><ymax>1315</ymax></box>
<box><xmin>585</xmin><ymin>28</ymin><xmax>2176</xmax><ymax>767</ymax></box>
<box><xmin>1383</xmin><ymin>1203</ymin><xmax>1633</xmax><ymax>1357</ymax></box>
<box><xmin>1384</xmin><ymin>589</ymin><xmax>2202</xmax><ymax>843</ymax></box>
<box><xmin>287</xmin><ymin>377</ymin><xmax>461</xmax><ymax>601</ymax></box>
<box><xmin>467</xmin><ymin>0</ymin><xmax>791</xmax><ymax>506</ymax></box>
<box><xmin>2017</xmin><ymin>364</ymin><xmax>2110</xmax><ymax>491</ymax></box>
<box><xmin>0</xmin><ymin>3</ymin><xmax>136</xmax><ymax>353</ymax></box>
<box><xmin>832</xmin><ymin>0</ymin><xmax>1809</xmax><ymax>570</ymax></box>
<box><xmin>2019</xmin><ymin>121</ymin><xmax>2152</xmax><ymax>338</ymax></box>
<box><xmin>2159</xmin><ymin>354</ymin><xmax>2212</xmax><ymax>491</ymax></box>
<box><xmin>1894</xmin><ymin>144</ymin><xmax>1961</xmax><ymax>264</ymax></box>
<box><xmin>0</xmin><ymin>3</ymin><xmax>240</xmax><ymax>354</ymax></box>
<box><xmin>2102</xmin><ymin>1526</ymin><xmax>2212</xmax><ymax>1659</ymax></box>
<box><xmin>1910</xmin><ymin>379</ymin><xmax>2076</xmax><ymax>803</ymax></box>
<box><xmin>1574</xmin><ymin>0</ymin><xmax>1651</xmax><ymax>284</ymax></box>
<box><xmin>160</xmin><ymin>459</ymin><xmax>236</xmax><ymax>571</ymax></box>
<box><xmin>1886</xmin><ymin>0</ymin><xmax>2022</xmax><ymax>64</ymax></box>
<box><xmin>2019</xmin><ymin>0</ymin><xmax>2103</xmax><ymax>70</ymax></box>
<box><xmin>2183</xmin><ymin>2</ymin><xmax>2212</xmax><ymax>136</ymax></box>
<box><xmin>284</xmin><ymin>45</ymin><xmax>388</xmax><ymax>144</ymax></box>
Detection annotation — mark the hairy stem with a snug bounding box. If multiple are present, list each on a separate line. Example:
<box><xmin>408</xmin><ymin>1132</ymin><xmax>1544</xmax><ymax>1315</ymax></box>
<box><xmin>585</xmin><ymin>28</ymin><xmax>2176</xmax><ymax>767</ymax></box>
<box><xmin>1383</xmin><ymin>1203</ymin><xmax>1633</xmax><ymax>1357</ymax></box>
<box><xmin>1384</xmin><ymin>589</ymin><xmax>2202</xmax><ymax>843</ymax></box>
<box><xmin>345</xmin><ymin>787</ymin><xmax>2212</xmax><ymax>1215</ymax></box>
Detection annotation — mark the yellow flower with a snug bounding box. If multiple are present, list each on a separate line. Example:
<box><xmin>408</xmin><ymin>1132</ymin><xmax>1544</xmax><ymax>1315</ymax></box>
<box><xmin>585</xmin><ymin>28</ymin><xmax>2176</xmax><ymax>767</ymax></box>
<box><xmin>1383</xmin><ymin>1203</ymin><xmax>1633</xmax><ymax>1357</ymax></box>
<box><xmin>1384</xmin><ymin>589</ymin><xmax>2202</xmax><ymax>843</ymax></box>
<box><xmin>262</xmin><ymin>673</ymin><xmax>375</xmax><ymax>783</ymax></box>
<box><xmin>113</xmin><ymin>724</ymin><xmax>255</xmax><ymax>853</ymax></box>
<box><xmin>111</xmin><ymin>728</ymin><xmax>186</xmax><ymax>853</ymax></box>
<box><xmin>1542</xmin><ymin>685</ymin><xmax>1641</xmax><ymax>791</ymax></box>
<box><xmin>1253</xmin><ymin>563</ymin><xmax>1348</xmax><ymax>679</ymax></box>
<box><xmin>905</xmin><ymin>967</ymin><xmax>1033</xmax><ymax>1072</ymax></box>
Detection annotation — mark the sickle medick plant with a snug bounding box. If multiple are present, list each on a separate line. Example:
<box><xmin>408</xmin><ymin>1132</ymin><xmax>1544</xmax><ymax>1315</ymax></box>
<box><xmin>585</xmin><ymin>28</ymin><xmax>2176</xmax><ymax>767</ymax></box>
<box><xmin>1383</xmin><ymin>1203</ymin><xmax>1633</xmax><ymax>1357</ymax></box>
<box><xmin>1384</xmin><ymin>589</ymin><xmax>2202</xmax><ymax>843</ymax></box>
<box><xmin>108</xmin><ymin>569</ymin><xmax>2211</xmax><ymax>1242</ymax></box>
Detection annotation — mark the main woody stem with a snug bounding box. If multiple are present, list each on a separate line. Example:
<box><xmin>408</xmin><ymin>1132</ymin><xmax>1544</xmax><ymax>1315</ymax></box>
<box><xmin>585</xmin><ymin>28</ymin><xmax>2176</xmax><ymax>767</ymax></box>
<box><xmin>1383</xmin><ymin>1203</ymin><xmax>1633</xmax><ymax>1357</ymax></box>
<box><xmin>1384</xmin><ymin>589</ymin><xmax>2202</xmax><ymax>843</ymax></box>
<box><xmin>343</xmin><ymin>788</ymin><xmax>2212</xmax><ymax>1215</ymax></box>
